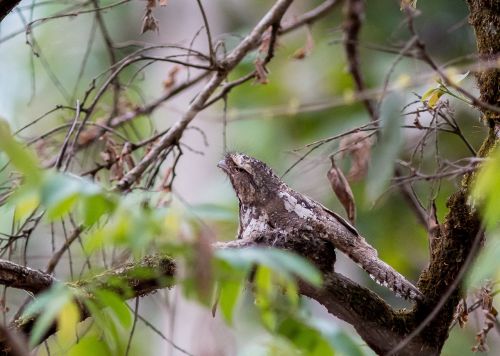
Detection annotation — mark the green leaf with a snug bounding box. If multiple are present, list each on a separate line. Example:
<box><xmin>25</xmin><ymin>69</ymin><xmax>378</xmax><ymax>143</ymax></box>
<box><xmin>0</xmin><ymin>119</ymin><xmax>42</xmax><ymax>183</ymax></box>
<box><xmin>40</xmin><ymin>174</ymin><xmax>84</xmax><ymax>220</ymax></box>
<box><xmin>57</xmin><ymin>300</ymin><xmax>81</xmax><ymax>343</ymax></box>
<box><xmin>466</xmin><ymin>230</ymin><xmax>500</xmax><ymax>288</ymax></box>
<box><xmin>255</xmin><ymin>266</ymin><xmax>277</xmax><ymax>329</ymax></box>
<box><xmin>80</xmin><ymin>194</ymin><xmax>116</xmax><ymax>226</ymax></box>
<box><xmin>215</xmin><ymin>247</ymin><xmax>322</xmax><ymax>286</ymax></box>
<box><xmin>218</xmin><ymin>280</ymin><xmax>244</xmax><ymax>324</ymax></box>
<box><xmin>68</xmin><ymin>336</ymin><xmax>111</xmax><ymax>356</ymax></box>
<box><xmin>12</xmin><ymin>188</ymin><xmax>40</xmax><ymax>222</ymax></box>
<box><xmin>93</xmin><ymin>289</ymin><xmax>132</xmax><ymax>328</ymax></box>
<box><xmin>277</xmin><ymin>317</ymin><xmax>334</xmax><ymax>356</ymax></box>
<box><xmin>472</xmin><ymin>147</ymin><xmax>500</xmax><ymax>229</ymax></box>
<box><xmin>366</xmin><ymin>95</ymin><xmax>403</xmax><ymax>202</ymax></box>
<box><xmin>22</xmin><ymin>283</ymin><xmax>73</xmax><ymax>346</ymax></box>
<box><xmin>421</xmin><ymin>86</ymin><xmax>436</xmax><ymax>101</ymax></box>
<box><xmin>427</xmin><ymin>89</ymin><xmax>444</xmax><ymax>108</ymax></box>
<box><xmin>83</xmin><ymin>299</ymin><xmax>123</xmax><ymax>353</ymax></box>
<box><xmin>310</xmin><ymin>318</ymin><xmax>365</xmax><ymax>356</ymax></box>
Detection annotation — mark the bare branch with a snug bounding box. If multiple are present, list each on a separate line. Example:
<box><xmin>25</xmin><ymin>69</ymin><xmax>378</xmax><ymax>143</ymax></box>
<box><xmin>116</xmin><ymin>0</ymin><xmax>295</xmax><ymax>191</ymax></box>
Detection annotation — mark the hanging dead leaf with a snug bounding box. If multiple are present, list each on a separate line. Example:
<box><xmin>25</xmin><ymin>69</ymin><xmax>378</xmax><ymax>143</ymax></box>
<box><xmin>413</xmin><ymin>116</ymin><xmax>423</xmax><ymax>129</ymax></box>
<box><xmin>163</xmin><ymin>65</ymin><xmax>181</xmax><ymax>90</ymax></box>
<box><xmin>254</xmin><ymin>58</ymin><xmax>269</xmax><ymax>84</ymax></box>
<box><xmin>453</xmin><ymin>299</ymin><xmax>468</xmax><ymax>328</ymax></box>
<box><xmin>292</xmin><ymin>27</ymin><xmax>314</xmax><ymax>60</ymax></box>
<box><xmin>194</xmin><ymin>230</ymin><xmax>215</xmax><ymax>301</ymax></box>
<box><xmin>120</xmin><ymin>142</ymin><xmax>135</xmax><ymax>171</ymax></box>
<box><xmin>141</xmin><ymin>8</ymin><xmax>159</xmax><ymax>34</ymax></box>
<box><xmin>327</xmin><ymin>157</ymin><xmax>356</xmax><ymax>224</ymax></box>
<box><xmin>339</xmin><ymin>131</ymin><xmax>373</xmax><ymax>181</ymax></box>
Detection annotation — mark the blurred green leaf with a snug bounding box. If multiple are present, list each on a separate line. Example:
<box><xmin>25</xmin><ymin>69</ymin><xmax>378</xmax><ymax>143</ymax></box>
<box><xmin>310</xmin><ymin>318</ymin><xmax>365</xmax><ymax>356</ymax></box>
<box><xmin>277</xmin><ymin>317</ymin><xmax>334</xmax><ymax>356</ymax></box>
<box><xmin>12</xmin><ymin>188</ymin><xmax>40</xmax><ymax>222</ymax></box>
<box><xmin>255</xmin><ymin>266</ymin><xmax>277</xmax><ymax>329</ymax></box>
<box><xmin>466</xmin><ymin>230</ymin><xmax>500</xmax><ymax>288</ymax></box>
<box><xmin>218</xmin><ymin>280</ymin><xmax>244</xmax><ymax>324</ymax></box>
<box><xmin>68</xmin><ymin>336</ymin><xmax>111</xmax><ymax>356</ymax></box>
<box><xmin>83</xmin><ymin>299</ymin><xmax>123</xmax><ymax>353</ymax></box>
<box><xmin>93</xmin><ymin>289</ymin><xmax>132</xmax><ymax>328</ymax></box>
<box><xmin>472</xmin><ymin>147</ymin><xmax>500</xmax><ymax>229</ymax></box>
<box><xmin>57</xmin><ymin>300</ymin><xmax>81</xmax><ymax>343</ymax></box>
<box><xmin>0</xmin><ymin>119</ymin><xmax>42</xmax><ymax>183</ymax></box>
<box><xmin>80</xmin><ymin>194</ymin><xmax>116</xmax><ymax>226</ymax></box>
<box><xmin>366</xmin><ymin>96</ymin><xmax>403</xmax><ymax>202</ymax></box>
<box><xmin>22</xmin><ymin>283</ymin><xmax>73</xmax><ymax>347</ymax></box>
<box><xmin>41</xmin><ymin>173</ymin><xmax>102</xmax><ymax>220</ymax></box>
<box><xmin>215</xmin><ymin>247</ymin><xmax>322</xmax><ymax>286</ymax></box>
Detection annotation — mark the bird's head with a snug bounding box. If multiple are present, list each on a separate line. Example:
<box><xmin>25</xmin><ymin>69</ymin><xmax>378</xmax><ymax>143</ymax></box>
<box><xmin>218</xmin><ymin>153</ymin><xmax>282</xmax><ymax>206</ymax></box>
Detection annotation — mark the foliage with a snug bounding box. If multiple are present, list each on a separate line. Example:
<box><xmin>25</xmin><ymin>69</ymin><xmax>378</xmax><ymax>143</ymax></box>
<box><xmin>0</xmin><ymin>121</ymin><xmax>362</xmax><ymax>355</ymax></box>
<box><xmin>0</xmin><ymin>0</ymin><xmax>496</xmax><ymax>355</ymax></box>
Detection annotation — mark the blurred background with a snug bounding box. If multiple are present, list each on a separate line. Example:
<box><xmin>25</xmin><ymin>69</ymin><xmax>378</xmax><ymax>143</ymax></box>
<box><xmin>0</xmin><ymin>0</ymin><xmax>496</xmax><ymax>355</ymax></box>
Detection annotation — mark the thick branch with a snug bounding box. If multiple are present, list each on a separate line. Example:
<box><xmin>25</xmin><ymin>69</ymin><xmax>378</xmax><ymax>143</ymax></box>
<box><xmin>386</xmin><ymin>2</ymin><xmax>499</xmax><ymax>354</ymax></box>
<box><xmin>4</xmin><ymin>235</ymin><xmax>401</xmax><ymax>352</ymax></box>
<box><xmin>466</xmin><ymin>0</ymin><xmax>500</xmax><ymax>120</ymax></box>
<box><xmin>0</xmin><ymin>260</ymin><xmax>55</xmax><ymax>294</ymax></box>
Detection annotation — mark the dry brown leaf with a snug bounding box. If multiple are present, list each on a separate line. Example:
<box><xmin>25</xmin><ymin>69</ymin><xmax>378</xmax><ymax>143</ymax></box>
<box><xmin>292</xmin><ymin>27</ymin><xmax>314</xmax><ymax>60</ymax></box>
<box><xmin>254</xmin><ymin>58</ymin><xmax>269</xmax><ymax>84</ymax></box>
<box><xmin>120</xmin><ymin>142</ymin><xmax>135</xmax><ymax>171</ymax></box>
<box><xmin>147</xmin><ymin>0</ymin><xmax>157</xmax><ymax>9</ymax></box>
<box><xmin>413</xmin><ymin>116</ymin><xmax>423</xmax><ymax>129</ymax></box>
<box><xmin>141</xmin><ymin>8</ymin><xmax>159</xmax><ymax>34</ymax></box>
<box><xmin>454</xmin><ymin>299</ymin><xmax>468</xmax><ymax>328</ymax></box>
<box><xmin>163</xmin><ymin>65</ymin><xmax>181</xmax><ymax>90</ymax></box>
<box><xmin>472</xmin><ymin>283</ymin><xmax>496</xmax><ymax>352</ymax></box>
<box><xmin>327</xmin><ymin>157</ymin><xmax>356</xmax><ymax>224</ymax></box>
<box><xmin>339</xmin><ymin>131</ymin><xmax>373</xmax><ymax>181</ymax></box>
<box><xmin>194</xmin><ymin>230</ymin><xmax>215</xmax><ymax>301</ymax></box>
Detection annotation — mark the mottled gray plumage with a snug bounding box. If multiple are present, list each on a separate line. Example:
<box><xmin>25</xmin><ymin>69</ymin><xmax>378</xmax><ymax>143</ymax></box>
<box><xmin>218</xmin><ymin>152</ymin><xmax>423</xmax><ymax>301</ymax></box>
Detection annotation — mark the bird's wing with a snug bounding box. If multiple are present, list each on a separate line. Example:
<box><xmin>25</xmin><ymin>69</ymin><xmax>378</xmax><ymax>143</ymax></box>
<box><xmin>320</xmin><ymin>204</ymin><xmax>359</xmax><ymax>236</ymax></box>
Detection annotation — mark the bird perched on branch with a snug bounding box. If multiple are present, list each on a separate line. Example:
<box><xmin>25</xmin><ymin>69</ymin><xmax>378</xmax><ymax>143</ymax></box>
<box><xmin>218</xmin><ymin>152</ymin><xmax>423</xmax><ymax>301</ymax></box>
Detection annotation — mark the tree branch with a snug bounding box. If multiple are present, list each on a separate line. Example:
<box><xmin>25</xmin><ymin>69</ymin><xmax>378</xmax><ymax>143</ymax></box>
<box><xmin>115</xmin><ymin>0</ymin><xmax>295</xmax><ymax>191</ymax></box>
<box><xmin>2</xmin><ymin>233</ymin><xmax>401</xmax><ymax>352</ymax></box>
<box><xmin>0</xmin><ymin>260</ymin><xmax>55</xmax><ymax>295</ymax></box>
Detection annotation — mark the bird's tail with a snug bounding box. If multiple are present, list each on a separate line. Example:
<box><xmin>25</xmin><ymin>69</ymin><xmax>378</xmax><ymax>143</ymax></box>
<box><xmin>346</xmin><ymin>241</ymin><xmax>423</xmax><ymax>301</ymax></box>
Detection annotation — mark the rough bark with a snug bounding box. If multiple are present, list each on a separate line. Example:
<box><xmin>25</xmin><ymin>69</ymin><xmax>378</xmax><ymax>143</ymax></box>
<box><xmin>0</xmin><ymin>0</ymin><xmax>498</xmax><ymax>355</ymax></box>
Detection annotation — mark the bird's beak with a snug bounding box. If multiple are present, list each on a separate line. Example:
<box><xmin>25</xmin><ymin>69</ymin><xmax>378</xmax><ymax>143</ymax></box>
<box><xmin>217</xmin><ymin>159</ymin><xmax>229</xmax><ymax>172</ymax></box>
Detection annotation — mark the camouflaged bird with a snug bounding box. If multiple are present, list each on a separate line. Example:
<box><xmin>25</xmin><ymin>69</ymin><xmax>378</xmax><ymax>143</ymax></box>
<box><xmin>218</xmin><ymin>152</ymin><xmax>423</xmax><ymax>301</ymax></box>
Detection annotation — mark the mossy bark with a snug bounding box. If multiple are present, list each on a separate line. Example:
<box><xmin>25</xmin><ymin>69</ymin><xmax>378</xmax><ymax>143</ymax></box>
<box><xmin>392</xmin><ymin>1</ymin><xmax>499</xmax><ymax>354</ymax></box>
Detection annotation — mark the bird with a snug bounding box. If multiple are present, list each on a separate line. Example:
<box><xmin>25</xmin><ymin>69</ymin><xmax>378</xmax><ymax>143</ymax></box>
<box><xmin>218</xmin><ymin>152</ymin><xmax>423</xmax><ymax>301</ymax></box>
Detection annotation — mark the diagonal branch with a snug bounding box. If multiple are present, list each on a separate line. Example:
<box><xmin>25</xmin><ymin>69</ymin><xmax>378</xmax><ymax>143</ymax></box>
<box><xmin>115</xmin><ymin>0</ymin><xmax>295</xmax><ymax>191</ymax></box>
<box><xmin>0</xmin><ymin>260</ymin><xmax>55</xmax><ymax>294</ymax></box>
<box><xmin>4</xmin><ymin>237</ymin><xmax>401</xmax><ymax>353</ymax></box>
